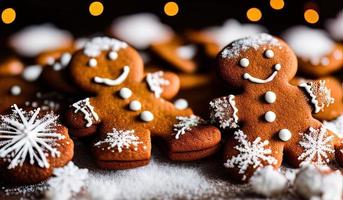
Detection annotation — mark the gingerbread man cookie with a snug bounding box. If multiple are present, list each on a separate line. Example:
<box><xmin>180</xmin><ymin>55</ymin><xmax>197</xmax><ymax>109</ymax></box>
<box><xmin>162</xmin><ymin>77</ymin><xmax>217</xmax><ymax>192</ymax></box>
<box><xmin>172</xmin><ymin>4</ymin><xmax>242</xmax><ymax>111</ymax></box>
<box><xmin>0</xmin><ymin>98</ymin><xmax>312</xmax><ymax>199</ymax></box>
<box><xmin>209</xmin><ymin>34</ymin><xmax>343</xmax><ymax>181</ymax></box>
<box><xmin>0</xmin><ymin>105</ymin><xmax>74</xmax><ymax>185</ymax></box>
<box><xmin>65</xmin><ymin>37</ymin><xmax>221</xmax><ymax>169</ymax></box>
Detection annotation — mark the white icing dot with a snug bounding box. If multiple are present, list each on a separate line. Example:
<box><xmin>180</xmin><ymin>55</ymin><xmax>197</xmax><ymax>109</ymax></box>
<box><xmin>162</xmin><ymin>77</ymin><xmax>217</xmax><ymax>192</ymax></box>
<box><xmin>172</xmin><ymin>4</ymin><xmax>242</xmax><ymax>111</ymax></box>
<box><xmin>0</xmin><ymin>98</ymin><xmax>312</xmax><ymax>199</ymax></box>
<box><xmin>278</xmin><ymin>129</ymin><xmax>292</xmax><ymax>141</ymax></box>
<box><xmin>119</xmin><ymin>87</ymin><xmax>132</xmax><ymax>99</ymax></box>
<box><xmin>60</xmin><ymin>52</ymin><xmax>72</xmax><ymax>66</ymax></box>
<box><xmin>320</xmin><ymin>57</ymin><xmax>330</xmax><ymax>66</ymax></box>
<box><xmin>264</xmin><ymin>111</ymin><xmax>276</xmax><ymax>122</ymax></box>
<box><xmin>334</xmin><ymin>50</ymin><xmax>343</xmax><ymax>60</ymax></box>
<box><xmin>174</xmin><ymin>98</ymin><xmax>188</xmax><ymax>110</ymax></box>
<box><xmin>88</xmin><ymin>58</ymin><xmax>97</xmax><ymax>67</ymax></box>
<box><xmin>129</xmin><ymin>100</ymin><xmax>141</xmax><ymax>111</ymax></box>
<box><xmin>108</xmin><ymin>51</ymin><xmax>118</xmax><ymax>60</ymax></box>
<box><xmin>243</xmin><ymin>73</ymin><xmax>250</xmax><ymax>79</ymax></box>
<box><xmin>265</xmin><ymin>91</ymin><xmax>276</xmax><ymax>104</ymax></box>
<box><xmin>264</xmin><ymin>49</ymin><xmax>274</xmax><ymax>58</ymax></box>
<box><xmin>140</xmin><ymin>111</ymin><xmax>154</xmax><ymax>122</ymax></box>
<box><xmin>22</xmin><ymin>65</ymin><xmax>43</xmax><ymax>82</ymax></box>
<box><xmin>274</xmin><ymin>63</ymin><xmax>281</xmax><ymax>71</ymax></box>
<box><xmin>239</xmin><ymin>58</ymin><xmax>249</xmax><ymax>68</ymax></box>
<box><xmin>10</xmin><ymin>85</ymin><xmax>21</xmax><ymax>96</ymax></box>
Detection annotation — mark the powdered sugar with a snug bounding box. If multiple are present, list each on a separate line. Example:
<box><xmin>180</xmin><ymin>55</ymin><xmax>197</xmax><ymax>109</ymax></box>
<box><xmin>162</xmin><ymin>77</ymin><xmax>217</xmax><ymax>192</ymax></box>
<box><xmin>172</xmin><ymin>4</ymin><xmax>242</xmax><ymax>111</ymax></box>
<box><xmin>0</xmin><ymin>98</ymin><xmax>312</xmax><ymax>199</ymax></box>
<box><xmin>94</xmin><ymin>128</ymin><xmax>143</xmax><ymax>152</ymax></box>
<box><xmin>83</xmin><ymin>37</ymin><xmax>127</xmax><ymax>58</ymax></box>
<box><xmin>173</xmin><ymin>115</ymin><xmax>205</xmax><ymax>139</ymax></box>
<box><xmin>224</xmin><ymin>130</ymin><xmax>277</xmax><ymax>180</ymax></box>
<box><xmin>110</xmin><ymin>13</ymin><xmax>173</xmax><ymax>49</ymax></box>
<box><xmin>326</xmin><ymin>10</ymin><xmax>343</xmax><ymax>41</ymax></box>
<box><xmin>221</xmin><ymin>33</ymin><xmax>280</xmax><ymax>59</ymax></box>
<box><xmin>298</xmin><ymin>127</ymin><xmax>334</xmax><ymax>166</ymax></box>
<box><xmin>0</xmin><ymin>104</ymin><xmax>64</xmax><ymax>169</ymax></box>
<box><xmin>72</xmin><ymin>98</ymin><xmax>99</xmax><ymax>127</ymax></box>
<box><xmin>300</xmin><ymin>80</ymin><xmax>334</xmax><ymax>113</ymax></box>
<box><xmin>323</xmin><ymin>115</ymin><xmax>343</xmax><ymax>138</ymax></box>
<box><xmin>209</xmin><ymin>95</ymin><xmax>239</xmax><ymax>129</ymax></box>
<box><xmin>204</xmin><ymin>19</ymin><xmax>267</xmax><ymax>48</ymax></box>
<box><xmin>9</xmin><ymin>24</ymin><xmax>72</xmax><ymax>57</ymax></box>
<box><xmin>45</xmin><ymin>162</ymin><xmax>88</xmax><ymax>200</ymax></box>
<box><xmin>146</xmin><ymin>71</ymin><xmax>170</xmax><ymax>98</ymax></box>
<box><xmin>282</xmin><ymin>26</ymin><xmax>334</xmax><ymax>64</ymax></box>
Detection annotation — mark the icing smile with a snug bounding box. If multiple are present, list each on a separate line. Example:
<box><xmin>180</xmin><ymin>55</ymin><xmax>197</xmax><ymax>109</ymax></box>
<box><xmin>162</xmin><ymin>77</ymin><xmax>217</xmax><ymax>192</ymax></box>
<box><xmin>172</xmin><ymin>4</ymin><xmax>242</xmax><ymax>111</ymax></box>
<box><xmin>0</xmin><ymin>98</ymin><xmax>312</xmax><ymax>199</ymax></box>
<box><xmin>243</xmin><ymin>64</ymin><xmax>281</xmax><ymax>84</ymax></box>
<box><xmin>93</xmin><ymin>66</ymin><xmax>130</xmax><ymax>86</ymax></box>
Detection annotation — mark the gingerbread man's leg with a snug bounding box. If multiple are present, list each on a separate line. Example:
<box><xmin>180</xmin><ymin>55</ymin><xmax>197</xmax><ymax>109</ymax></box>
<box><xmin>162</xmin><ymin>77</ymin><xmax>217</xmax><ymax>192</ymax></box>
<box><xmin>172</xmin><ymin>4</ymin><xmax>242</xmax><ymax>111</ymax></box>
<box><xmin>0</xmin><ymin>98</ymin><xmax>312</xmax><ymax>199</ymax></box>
<box><xmin>222</xmin><ymin>130</ymin><xmax>284</xmax><ymax>182</ymax></box>
<box><xmin>91</xmin><ymin>125</ymin><xmax>152</xmax><ymax>169</ymax></box>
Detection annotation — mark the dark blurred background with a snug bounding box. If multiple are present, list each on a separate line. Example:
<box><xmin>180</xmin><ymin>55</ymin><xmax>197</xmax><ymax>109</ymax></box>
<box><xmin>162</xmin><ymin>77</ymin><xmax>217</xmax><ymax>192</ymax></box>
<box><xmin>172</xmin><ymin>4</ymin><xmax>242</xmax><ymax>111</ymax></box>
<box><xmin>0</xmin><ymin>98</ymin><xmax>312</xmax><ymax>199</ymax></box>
<box><xmin>0</xmin><ymin>0</ymin><xmax>342</xmax><ymax>43</ymax></box>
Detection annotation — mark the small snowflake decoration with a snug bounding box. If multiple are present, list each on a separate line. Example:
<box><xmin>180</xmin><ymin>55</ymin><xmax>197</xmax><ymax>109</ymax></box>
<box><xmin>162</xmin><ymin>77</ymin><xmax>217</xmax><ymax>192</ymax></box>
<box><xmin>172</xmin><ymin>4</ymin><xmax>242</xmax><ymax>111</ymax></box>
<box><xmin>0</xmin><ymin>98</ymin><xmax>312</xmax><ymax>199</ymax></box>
<box><xmin>298</xmin><ymin>126</ymin><xmax>334</xmax><ymax>166</ymax></box>
<box><xmin>173</xmin><ymin>115</ymin><xmax>205</xmax><ymax>139</ymax></box>
<box><xmin>0</xmin><ymin>104</ymin><xmax>64</xmax><ymax>169</ymax></box>
<box><xmin>146</xmin><ymin>71</ymin><xmax>170</xmax><ymax>98</ymax></box>
<box><xmin>209</xmin><ymin>95</ymin><xmax>239</xmax><ymax>129</ymax></box>
<box><xmin>46</xmin><ymin>162</ymin><xmax>89</xmax><ymax>200</ymax></box>
<box><xmin>224</xmin><ymin>130</ymin><xmax>277</xmax><ymax>180</ymax></box>
<box><xmin>94</xmin><ymin>128</ymin><xmax>143</xmax><ymax>152</ymax></box>
<box><xmin>72</xmin><ymin>98</ymin><xmax>99</xmax><ymax>127</ymax></box>
<box><xmin>300</xmin><ymin>80</ymin><xmax>334</xmax><ymax>113</ymax></box>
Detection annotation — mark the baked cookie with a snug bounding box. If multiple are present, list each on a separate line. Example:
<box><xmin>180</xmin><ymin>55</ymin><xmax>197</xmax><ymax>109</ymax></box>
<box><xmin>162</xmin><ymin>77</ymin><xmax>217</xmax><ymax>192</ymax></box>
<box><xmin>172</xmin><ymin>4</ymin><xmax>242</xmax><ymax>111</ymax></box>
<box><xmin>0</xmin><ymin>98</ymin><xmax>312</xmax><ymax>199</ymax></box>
<box><xmin>187</xmin><ymin>19</ymin><xmax>266</xmax><ymax>58</ymax></box>
<box><xmin>65</xmin><ymin>37</ymin><xmax>221</xmax><ymax>169</ymax></box>
<box><xmin>0</xmin><ymin>105</ymin><xmax>74</xmax><ymax>185</ymax></box>
<box><xmin>9</xmin><ymin>24</ymin><xmax>73</xmax><ymax>57</ymax></box>
<box><xmin>282</xmin><ymin>26</ymin><xmax>343</xmax><ymax>77</ymax></box>
<box><xmin>291</xmin><ymin>77</ymin><xmax>343</xmax><ymax>121</ymax></box>
<box><xmin>209</xmin><ymin>34</ymin><xmax>343</xmax><ymax>181</ymax></box>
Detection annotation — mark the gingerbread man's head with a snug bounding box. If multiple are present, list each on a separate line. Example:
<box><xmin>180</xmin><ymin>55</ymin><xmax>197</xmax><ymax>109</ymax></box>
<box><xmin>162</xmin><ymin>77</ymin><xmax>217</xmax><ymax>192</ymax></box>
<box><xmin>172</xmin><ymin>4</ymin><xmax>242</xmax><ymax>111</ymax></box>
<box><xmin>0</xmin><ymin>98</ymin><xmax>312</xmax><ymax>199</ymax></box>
<box><xmin>217</xmin><ymin>34</ymin><xmax>297</xmax><ymax>89</ymax></box>
<box><xmin>69</xmin><ymin>37</ymin><xmax>144</xmax><ymax>94</ymax></box>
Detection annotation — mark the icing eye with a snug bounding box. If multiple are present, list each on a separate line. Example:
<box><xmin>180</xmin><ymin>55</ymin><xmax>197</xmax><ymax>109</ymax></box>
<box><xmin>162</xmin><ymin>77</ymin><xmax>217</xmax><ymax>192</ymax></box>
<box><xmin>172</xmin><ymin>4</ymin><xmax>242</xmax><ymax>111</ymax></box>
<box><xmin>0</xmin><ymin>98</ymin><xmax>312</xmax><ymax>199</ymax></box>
<box><xmin>274</xmin><ymin>63</ymin><xmax>281</xmax><ymax>71</ymax></box>
<box><xmin>108</xmin><ymin>51</ymin><xmax>118</xmax><ymax>60</ymax></box>
<box><xmin>264</xmin><ymin>50</ymin><xmax>274</xmax><ymax>58</ymax></box>
<box><xmin>239</xmin><ymin>58</ymin><xmax>249</xmax><ymax>68</ymax></box>
<box><xmin>88</xmin><ymin>58</ymin><xmax>97</xmax><ymax>67</ymax></box>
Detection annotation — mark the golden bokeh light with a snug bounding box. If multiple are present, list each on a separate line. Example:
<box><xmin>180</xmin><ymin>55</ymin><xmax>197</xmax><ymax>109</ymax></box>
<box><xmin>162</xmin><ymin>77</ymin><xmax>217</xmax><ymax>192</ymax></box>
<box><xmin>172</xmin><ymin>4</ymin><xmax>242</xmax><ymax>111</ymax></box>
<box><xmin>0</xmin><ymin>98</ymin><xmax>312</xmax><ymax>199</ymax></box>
<box><xmin>164</xmin><ymin>2</ymin><xmax>179</xmax><ymax>16</ymax></box>
<box><xmin>246</xmin><ymin>8</ymin><xmax>262</xmax><ymax>22</ymax></box>
<box><xmin>270</xmin><ymin>0</ymin><xmax>285</xmax><ymax>10</ymax></box>
<box><xmin>89</xmin><ymin>1</ymin><xmax>104</xmax><ymax>16</ymax></box>
<box><xmin>1</xmin><ymin>8</ymin><xmax>16</xmax><ymax>24</ymax></box>
<box><xmin>304</xmin><ymin>9</ymin><xmax>319</xmax><ymax>24</ymax></box>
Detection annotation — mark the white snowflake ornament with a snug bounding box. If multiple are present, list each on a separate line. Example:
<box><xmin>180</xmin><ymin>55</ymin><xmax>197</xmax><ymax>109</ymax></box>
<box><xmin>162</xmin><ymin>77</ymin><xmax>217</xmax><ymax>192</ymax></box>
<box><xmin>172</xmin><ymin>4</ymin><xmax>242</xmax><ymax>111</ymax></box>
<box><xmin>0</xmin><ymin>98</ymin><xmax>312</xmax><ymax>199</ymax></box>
<box><xmin>298</xmin><ymin>126</ymin><xmax>334</xmax><ymax>166</ymax></box>
<box><xmin>46</xmin><ymin>161</ymin><xmax>89</xmax><ymax>200</ymax></box>
<box><xmin>94</xmin><ymin>128</ymin><xmax>143</xmax><ymax>152</ymax></box>
<box><xmin>146</xmin><ymin>71</ymin><xmax>170</xmax><ymax>98</ymax></box>
<box><xmin>224</xmin><ymin>130</ymin><xmax>277</xmax><ymax>180</ymax></box>
<box><xmin>173</xmin><ymin>115</ymin><xmax>205</xmax><ymax>139</ymax></box>
<box><xmin>0</xmin><ymin>104</ymin><xmax>64</xmax><ymax>169</ymax></box>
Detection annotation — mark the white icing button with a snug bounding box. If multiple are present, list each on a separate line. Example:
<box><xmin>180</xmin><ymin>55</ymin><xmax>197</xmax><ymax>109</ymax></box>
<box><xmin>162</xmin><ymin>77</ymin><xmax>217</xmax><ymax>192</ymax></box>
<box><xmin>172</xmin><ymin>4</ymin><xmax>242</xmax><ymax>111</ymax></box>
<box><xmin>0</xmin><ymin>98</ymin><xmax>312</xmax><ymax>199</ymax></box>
<box><xmin>264</xmin><ymin>49</ymin><xmax>274</xmax><ymax>58</ymax></box>
<box><xmin>264</xmin><ymin>111</ymin><xmax>276</xmax><ymax>122</ymax></box>
<box><xmin>274</xmin><ymin>63</ymin><xmax>281</xmax><ymax>71</ymax></box>
<box><xmin>239</xmin><ymin>58</ymin><xmax>249</xmax><ymax>68</ymax></box>
<box><xmin>108</xmin><ymin>51</ymin><xmax>118</xmax><ymax>60</ymax></box>
<box><xmin>10</xmin><ymin>85</ymin><xmax>21</xmax><ymax>96</ymax></box>
<box><xmin>119</xmin><ymin>87</ymin><xmax>132</xmax><ymax>99</ymax></box>
<box><xmin>140</xmin><ymin>111</ymin><xmax>154</xmax><ymax>122</ymax></box>
<box><xmin>174</xmin><ymin>98</ymin><xmax>188</xmax><ymax>110</ymax></box>
<box><xmin>60</xmin><ymin>53</ymin><xmax>72</xmax><ymax>66</ymax></box>
<box><xmin>265</xmin><ymin>91</ymin><xmax>276</xmax><ymax>104</ymax></box>
<box><xmin>278</xmin><ymin>129</ymin><xmax>292</xmax><ymax>141</ymax></box>
<box><xmin>129</xmin><ymin>100</ymin><xmax>141</xmax><ymax>111</ymax></box>
<box><xmin>88</xmin><ymin>58</ymin><xmax>97</xmax><ymax>67</ymax></box>
<box><xmin>22</xmin><ymin>65</ymin><xmax>43</xmax><ymax>82</ymax></box>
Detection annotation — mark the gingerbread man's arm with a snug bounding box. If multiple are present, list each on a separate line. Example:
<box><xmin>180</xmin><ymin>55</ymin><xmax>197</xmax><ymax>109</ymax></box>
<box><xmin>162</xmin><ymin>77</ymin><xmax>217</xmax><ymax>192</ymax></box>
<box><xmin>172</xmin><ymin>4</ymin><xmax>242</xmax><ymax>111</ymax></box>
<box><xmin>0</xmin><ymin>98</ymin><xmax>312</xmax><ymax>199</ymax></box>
<box><xmin>145</xmin><ymin>71</ymin><xmax>180</xmax><ymax>100</ymax></box>
<box><xmin>65</xmin><ymin>97</ymin><xmax>101</xmax><ymax>137</ymax></box>
<box><xmin>299</xmin><ymin>80</ymin><xmax>335</xmax><ymax>113</ymax></box>
<box><xmin>209</xmin><ymin>94</ymin><xmax>239</xmax><ymax>129</ymax></box>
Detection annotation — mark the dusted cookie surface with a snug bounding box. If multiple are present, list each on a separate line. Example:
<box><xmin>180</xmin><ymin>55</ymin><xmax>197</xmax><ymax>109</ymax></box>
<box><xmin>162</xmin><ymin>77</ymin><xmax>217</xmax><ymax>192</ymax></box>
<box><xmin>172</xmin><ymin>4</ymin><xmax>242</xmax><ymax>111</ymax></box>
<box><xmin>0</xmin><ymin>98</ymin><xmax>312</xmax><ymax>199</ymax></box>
<box><xmin>210</xmin><ymin>34</ymin><xmax>343</xmax><ymax>181</ymax></box>
<box><xmin>65</xmin><ymin>37</ymin><xmax>221</xmax><ymax>169</ymax></box>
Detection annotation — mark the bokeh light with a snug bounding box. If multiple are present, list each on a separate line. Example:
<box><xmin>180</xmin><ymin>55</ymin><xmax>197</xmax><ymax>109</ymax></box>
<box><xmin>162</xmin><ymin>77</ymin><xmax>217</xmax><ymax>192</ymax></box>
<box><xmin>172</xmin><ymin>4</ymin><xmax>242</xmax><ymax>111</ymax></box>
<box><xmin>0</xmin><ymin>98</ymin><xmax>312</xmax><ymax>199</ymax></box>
<box><xmin>89</xmin><ymin>1</ymin><xmax>104</xmax><ymax>16</ymax></box>
<box><xmin>304</xmin><ymin>9</ymin><xmax>319</xmax><ymax>24</ymax></box>
<box><xmin>270</xmin><ymin>0</ymin><xmax>285</xmax><ymax>10</ymax></box>
<box><xmin>164</xmin><ymin>2</ymin><xmax>179</xmax><ymax>16</ymax></box>
<box><xmin>246</xmin><ymin>8</ymin><xmax>262</xmax><ymax>22</ymax></box>
<box><xmin>1</xmin><ymin>8</ymin><xmax>16</xmax><ymax>24</ymax></box>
